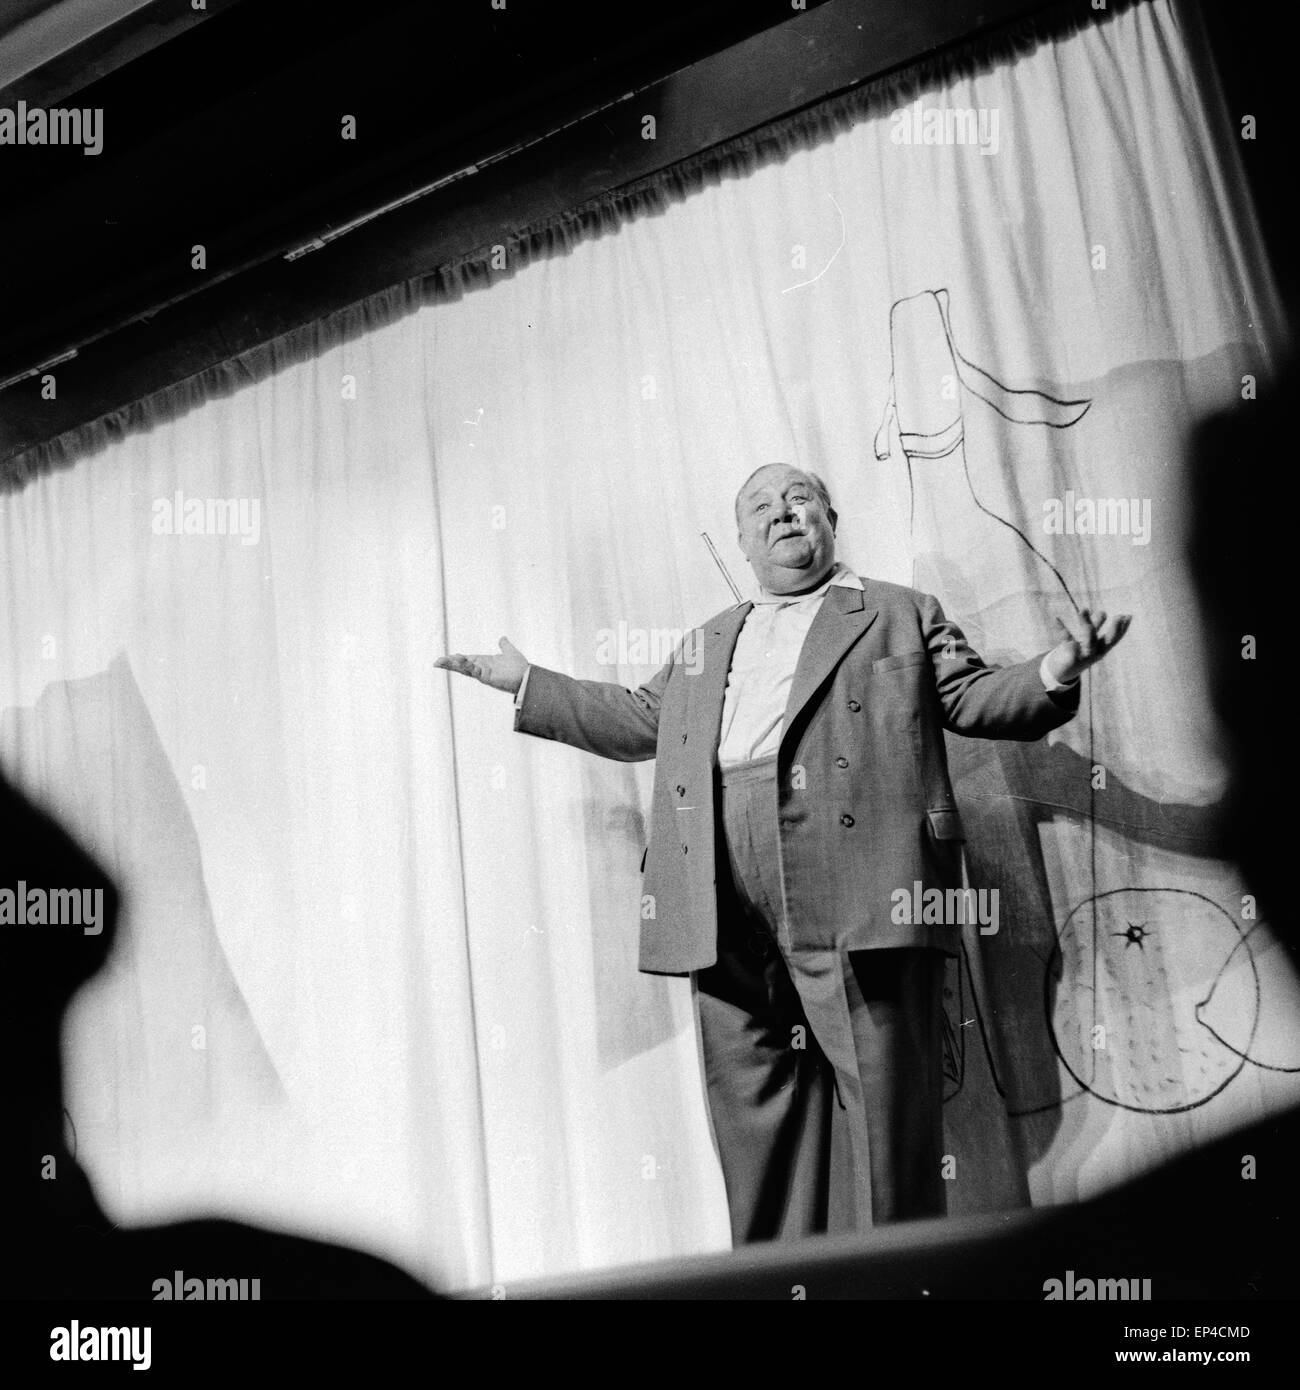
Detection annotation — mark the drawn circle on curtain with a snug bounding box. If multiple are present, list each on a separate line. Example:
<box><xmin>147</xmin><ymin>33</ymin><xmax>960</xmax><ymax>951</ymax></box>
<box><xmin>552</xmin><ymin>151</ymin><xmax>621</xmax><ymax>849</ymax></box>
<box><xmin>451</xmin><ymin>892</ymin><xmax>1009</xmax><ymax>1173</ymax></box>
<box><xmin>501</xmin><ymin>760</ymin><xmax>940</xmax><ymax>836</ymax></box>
<box><xmin>1045</xmin><ymin>887</ymin><xmax>1261</xmax><ymax>1114</ymax></box>
<box><xmin>1196</xmin><ymin>923</ymin><xmax>1300</xmax><ymax>1073</ymax></box>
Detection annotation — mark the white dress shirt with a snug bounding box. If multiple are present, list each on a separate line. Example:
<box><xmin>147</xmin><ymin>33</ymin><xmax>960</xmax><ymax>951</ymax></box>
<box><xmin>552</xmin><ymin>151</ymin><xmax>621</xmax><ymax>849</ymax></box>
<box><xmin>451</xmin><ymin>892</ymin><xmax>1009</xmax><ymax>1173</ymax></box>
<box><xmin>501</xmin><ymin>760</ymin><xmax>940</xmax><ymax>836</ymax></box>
<box><xmin>717</xmin><ymin>563</ymin><xmax>865</xmax><ymax>768</ymax></box>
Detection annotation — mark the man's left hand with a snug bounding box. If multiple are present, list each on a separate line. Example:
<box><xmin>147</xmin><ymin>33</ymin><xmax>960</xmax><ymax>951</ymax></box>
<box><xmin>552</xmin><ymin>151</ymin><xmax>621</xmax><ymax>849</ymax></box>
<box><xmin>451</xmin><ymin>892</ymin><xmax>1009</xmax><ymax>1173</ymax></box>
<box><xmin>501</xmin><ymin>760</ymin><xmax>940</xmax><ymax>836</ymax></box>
<box><xmin>1044</xmin><ymin>606</ymin><xmax>1133</xmax><ymax>685</ymax></box>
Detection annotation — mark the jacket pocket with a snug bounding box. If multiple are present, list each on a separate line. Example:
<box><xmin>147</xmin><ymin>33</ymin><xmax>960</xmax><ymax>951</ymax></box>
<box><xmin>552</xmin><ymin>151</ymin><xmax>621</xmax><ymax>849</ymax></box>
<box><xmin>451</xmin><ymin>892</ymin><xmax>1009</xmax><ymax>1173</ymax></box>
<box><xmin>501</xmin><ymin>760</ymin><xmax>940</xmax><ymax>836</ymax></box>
<box><xmin>926</xmin><ymin>807</ymin><xmax>965</xmax><ymax>841</ymax></box>
<box><xmin>873</xmin><ymin>649</ymin><xmax>929</xmax><ymax>673</ymax></box>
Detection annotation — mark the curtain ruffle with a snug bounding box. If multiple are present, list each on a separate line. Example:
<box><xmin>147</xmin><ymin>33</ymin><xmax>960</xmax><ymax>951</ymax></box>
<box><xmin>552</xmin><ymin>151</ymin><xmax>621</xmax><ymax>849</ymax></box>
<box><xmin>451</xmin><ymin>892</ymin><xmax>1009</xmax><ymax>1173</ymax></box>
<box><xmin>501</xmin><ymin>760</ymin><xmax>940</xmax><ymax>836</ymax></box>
<box><xmin>1</xmin><ymin>0</ymin><xmax>1147</xmax><ymax>489</ymax></box>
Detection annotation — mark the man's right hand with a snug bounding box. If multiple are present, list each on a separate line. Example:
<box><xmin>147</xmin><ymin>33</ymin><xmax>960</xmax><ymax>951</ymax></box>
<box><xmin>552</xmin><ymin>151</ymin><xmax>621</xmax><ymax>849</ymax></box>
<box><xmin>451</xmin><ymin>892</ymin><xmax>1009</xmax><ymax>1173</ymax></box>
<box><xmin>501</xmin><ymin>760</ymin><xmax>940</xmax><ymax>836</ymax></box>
<box><xmin>435</xmin><ymin>637</ymin><xmax>529</xmax><ymax>695</ymax></box>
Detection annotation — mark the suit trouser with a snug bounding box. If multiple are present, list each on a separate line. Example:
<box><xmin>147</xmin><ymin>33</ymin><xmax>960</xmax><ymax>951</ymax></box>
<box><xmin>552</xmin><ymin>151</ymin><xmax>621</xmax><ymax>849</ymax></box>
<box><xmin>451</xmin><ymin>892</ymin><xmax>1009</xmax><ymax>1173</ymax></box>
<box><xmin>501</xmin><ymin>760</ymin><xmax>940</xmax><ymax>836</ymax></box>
<box><xmin>694</xmin><ymin>753</ymin><xmax>947</xmax><ymax>1244</ymax></box>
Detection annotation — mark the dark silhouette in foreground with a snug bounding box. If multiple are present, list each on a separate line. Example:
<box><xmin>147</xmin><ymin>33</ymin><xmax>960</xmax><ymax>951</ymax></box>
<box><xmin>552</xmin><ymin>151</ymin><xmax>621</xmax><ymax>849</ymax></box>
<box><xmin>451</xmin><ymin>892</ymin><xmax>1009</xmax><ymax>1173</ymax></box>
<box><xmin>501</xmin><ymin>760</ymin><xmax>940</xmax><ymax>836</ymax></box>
<box><xmin>1</xmin><ymin>772</ymin><xmax>434</xmax><ymax>1301</ymax></box>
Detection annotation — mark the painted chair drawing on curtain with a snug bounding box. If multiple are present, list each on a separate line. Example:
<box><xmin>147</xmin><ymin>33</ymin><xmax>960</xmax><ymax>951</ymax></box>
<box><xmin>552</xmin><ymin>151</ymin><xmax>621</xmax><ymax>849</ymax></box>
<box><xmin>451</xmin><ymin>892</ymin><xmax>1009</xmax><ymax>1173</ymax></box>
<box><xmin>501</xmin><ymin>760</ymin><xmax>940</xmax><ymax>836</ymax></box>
<box><xmin>871</xmin><ymin>285</ymin><xmax>1297</xmax><ymax>1210</ymax></box>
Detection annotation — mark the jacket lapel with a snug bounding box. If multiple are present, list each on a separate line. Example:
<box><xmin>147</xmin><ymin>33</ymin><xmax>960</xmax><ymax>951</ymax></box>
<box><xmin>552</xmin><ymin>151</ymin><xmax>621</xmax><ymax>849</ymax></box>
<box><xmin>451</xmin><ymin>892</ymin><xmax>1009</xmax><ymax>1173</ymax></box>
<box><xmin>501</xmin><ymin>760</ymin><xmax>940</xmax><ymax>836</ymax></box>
<box><xmin>780</xmin><ymin>583</ymin><xmax>879</xmax><ymax>749</ymax></box>
<box><xmin>692</xmin><ymin>600</ymin><xmax>752</xmax><ymax>765</ymax></box>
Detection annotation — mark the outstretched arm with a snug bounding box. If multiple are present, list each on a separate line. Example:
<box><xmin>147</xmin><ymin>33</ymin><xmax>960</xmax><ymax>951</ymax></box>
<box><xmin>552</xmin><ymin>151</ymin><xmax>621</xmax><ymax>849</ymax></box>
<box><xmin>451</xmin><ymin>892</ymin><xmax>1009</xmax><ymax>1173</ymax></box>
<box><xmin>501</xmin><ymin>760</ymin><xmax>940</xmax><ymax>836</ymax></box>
<box><xmin>436</xmin><ymin>637</ymin><xmax>669</xmax><ymax>762</ymax></box>
<box><xmin>511</xmin><ymin>661</ymin><xmax>669</xmax><ymax>761</ymax></box>
<box><xmin>923</xmin><ymin>596</ymin><xmax>1131</xmax><ymax>740</ymax></box>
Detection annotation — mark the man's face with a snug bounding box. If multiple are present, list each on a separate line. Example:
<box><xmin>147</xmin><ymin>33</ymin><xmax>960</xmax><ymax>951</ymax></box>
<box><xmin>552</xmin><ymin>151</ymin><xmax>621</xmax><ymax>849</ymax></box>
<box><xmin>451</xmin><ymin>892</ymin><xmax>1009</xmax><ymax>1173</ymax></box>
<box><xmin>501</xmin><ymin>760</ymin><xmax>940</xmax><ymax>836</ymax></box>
<box><xmin>735</xmin><ymin>465</ymin><xmax>837</xmax><ymax>594</ymax></box>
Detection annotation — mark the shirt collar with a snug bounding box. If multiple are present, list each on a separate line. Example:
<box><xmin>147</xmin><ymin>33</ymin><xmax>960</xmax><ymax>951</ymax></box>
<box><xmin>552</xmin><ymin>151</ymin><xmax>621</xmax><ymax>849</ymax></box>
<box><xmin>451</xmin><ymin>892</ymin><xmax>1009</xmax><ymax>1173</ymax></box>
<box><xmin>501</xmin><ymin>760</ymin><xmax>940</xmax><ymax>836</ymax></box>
<box><xmin>753</xmin><ymin>561</ymin><xmax>862</xmax><ymax>605</ymax></box>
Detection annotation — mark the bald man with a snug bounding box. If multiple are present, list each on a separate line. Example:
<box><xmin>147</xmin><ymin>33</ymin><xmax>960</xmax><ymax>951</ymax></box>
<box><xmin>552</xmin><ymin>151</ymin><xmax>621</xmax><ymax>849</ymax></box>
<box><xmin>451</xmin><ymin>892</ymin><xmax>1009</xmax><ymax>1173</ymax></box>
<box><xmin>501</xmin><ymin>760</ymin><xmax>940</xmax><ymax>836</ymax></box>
<box><xmin>439</xmin><ymin>464</ymin><xmax>1129</xmax><ymax>1243</ymax></box>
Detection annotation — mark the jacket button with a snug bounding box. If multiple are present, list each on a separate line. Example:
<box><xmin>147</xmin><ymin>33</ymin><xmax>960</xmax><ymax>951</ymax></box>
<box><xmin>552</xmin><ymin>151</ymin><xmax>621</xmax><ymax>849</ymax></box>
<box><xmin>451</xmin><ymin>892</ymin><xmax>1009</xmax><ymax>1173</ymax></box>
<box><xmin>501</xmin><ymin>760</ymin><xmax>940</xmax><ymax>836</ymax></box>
<box><xmin>683</xmin><ymin>844</ymin><xmax>689</xmax><ymax>854</ymax></box>
<box><xmin>676</xmin><ymin>784</ymin><xmax>686</xmax><ymax>796</ymax></box>
<box><xmin>681</xmin><ymin>733</ymin><xmax>688</xmax><ymax>743</ymax></box>
<box><xmin>835</xmin><ymin>756</ymin><xmax>849</xmax><ymax>768</ymax></box>
<box><xmin>847</xmin><ymin>699</ymin><xmax>861</xmax><ymax>712</ymax></box>
<box><xmin>840</xmin><ymin>814</ymin><xmax>855</xmax><ymax>827</ymax></box>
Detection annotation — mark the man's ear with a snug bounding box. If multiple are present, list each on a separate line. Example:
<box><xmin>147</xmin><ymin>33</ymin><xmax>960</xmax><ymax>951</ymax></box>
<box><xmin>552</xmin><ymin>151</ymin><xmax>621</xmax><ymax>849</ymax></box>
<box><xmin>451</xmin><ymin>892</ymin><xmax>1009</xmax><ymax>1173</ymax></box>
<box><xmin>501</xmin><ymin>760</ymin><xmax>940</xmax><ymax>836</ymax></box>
<box><xmin>828</xmin><ymin>508</ymin><xmax>838</xmax><ymax>533</ymax></box>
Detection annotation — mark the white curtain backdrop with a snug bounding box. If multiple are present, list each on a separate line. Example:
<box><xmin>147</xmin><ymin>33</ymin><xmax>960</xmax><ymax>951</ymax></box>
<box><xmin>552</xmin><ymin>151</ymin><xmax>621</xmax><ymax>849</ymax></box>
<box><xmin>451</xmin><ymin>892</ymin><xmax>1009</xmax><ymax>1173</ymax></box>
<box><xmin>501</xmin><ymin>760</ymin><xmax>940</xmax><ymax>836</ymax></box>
<box><xmin>2</xmin><ymin>0</ymin><xmax>1295</xmax><ymax>1290</ymax></box>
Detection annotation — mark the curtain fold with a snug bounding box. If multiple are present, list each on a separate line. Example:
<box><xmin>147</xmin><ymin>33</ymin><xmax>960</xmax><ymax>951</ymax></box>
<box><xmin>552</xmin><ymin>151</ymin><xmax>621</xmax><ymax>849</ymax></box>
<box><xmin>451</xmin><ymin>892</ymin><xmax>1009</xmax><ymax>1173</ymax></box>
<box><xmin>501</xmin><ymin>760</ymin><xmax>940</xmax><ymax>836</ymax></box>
<box><xmin>2</xmin><ymin>0</ymin><xmax>1294</xmax><ymax>1289</ymax></box>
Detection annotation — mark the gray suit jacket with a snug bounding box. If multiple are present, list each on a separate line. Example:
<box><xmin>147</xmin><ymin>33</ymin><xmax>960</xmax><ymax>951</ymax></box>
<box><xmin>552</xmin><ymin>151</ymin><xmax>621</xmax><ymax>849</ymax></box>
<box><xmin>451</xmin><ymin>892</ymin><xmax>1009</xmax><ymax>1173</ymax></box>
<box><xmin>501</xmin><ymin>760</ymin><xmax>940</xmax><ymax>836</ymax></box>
<box><xmin>515</xmin><ymin>577</ymin><xmax>1078</xmax><ymax>974</ymax></box>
